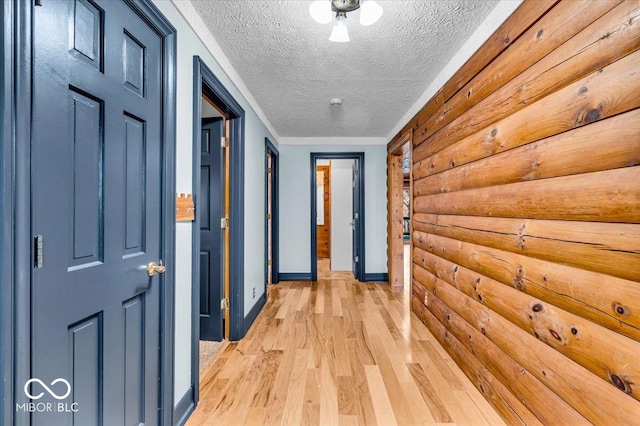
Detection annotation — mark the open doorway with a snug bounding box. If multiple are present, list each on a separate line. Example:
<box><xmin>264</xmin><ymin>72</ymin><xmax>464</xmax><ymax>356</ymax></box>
<box><xmin>315</xmin><ymin>160</ymin><xmax>356</xmax><ymax>279</ymax></box>
<box><xmin>388</xmin><ymin>131</ymin><xmax>413</xmax><ymax>290</ymax></box>
<box><xmin>310</xmin><ymin>153</ymin><xmax>365</xmax><ymax>281</ymax></box>
<box><xmin>197</xmin><ymin>97</ymin><xmax>226</xmax><ymax>371</ymax></box>
<box><xmin>265</xmin><ymin>138</ymin><xmax>279</xmax><ymax>285</ymax></box>
<box><xmin>191</xmin><ymin>56</ymin><xmax>246</xmax><ymax>407</ymax></box>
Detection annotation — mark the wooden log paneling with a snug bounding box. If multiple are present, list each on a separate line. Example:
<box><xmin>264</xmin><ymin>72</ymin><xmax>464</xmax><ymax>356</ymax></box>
<box><xmin>413</xmin><ymin>0</ymin><xmax>637</xmax><ymax>160</ymax></box>
<box><xmin>411</xmin><ymin>296</ymin><xmax>543</xmax><ymax>426</ymax></box>
<box><xmin>414</xmin><ymin>108</ymin><xmax>640</xmax><ymax>198</ymax></box>
<box><xmin>439</xmin><ymin>0</ymin><xmax>560</xmax><ymax>103</ymax></box>
<box><xmin>391</xmin><ymin>0</ymin><xmax>640</xmax><ymax>422</ymax></box>
<box><xmin>413</xmin><ymin>247</ymin><xmax>640</xmax><ymax>400</ymax></box>
<box><xmin>412</xmin><ymin>213</ymin><xmax>640</xmax><ymax>282</ymax></box>
<box><xmin>414</xmin><ymin>265</ymin><xmax>640</xmax><ymax>424</ymax></box>
<box><xmin>414</xmin><ymin>47</ymin><xmax>640</xmax><ymax>180</ymax></box>
<box><xmin>413</xmin><ymin>232</ymin><xmax>640</xmax><ymax>341</ymax></box>
<box><xmin>390</xmin><ymin>0</ymin><xmax>560</xmax><ymax>147</ymax></box>
<box><xmin>423</xmin><ymin>290</ymin><xmax>590</xmax><ymax>425</ymax></box>
<box><xmin>413</xmin><ymin>0</ymin><xmax>625</xmax><ymax>153</ymax></box>
<box><xmin>414</xmin><ymin>166</ymin><xmax>640</xmax><ymax>223</ymax></box>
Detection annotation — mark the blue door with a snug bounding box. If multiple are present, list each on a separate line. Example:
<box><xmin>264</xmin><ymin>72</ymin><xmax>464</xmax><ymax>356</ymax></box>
<box><xmin>31</xmin><ymin>0</ymin><xmax>165</xmax><ymax>424</ymax></box>
<box><xmin>352</xmin><ymin>160</ymin><xmax>361</xmax><ymax>280</ymax></box>
<box><xmin>200</xmin><ymin>118</ymin><xmax>224</xmax><ymax>341</ymax></box>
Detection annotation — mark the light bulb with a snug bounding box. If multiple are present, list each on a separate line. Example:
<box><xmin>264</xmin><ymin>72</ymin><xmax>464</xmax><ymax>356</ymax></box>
<box><xmin>309</xmin><ymin>0</ymin><xmax>333</xmax><ymax>24</ymax></box>
<box><xmin>329</xmin><ymin>12</ymin><xmax>350</xmax><ymax>43</ymax></box>
<box><xmin>359</xmin><ymin>0</ymin><xmax>383</xmax><ymax>26</ymax></box>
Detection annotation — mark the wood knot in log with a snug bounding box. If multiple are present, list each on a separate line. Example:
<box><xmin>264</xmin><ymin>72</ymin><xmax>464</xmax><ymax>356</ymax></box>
<box><xmin>585</xmin><ymin>108</ymin><xmax>601</xmax><ymax>124</ymax></box>
<box><xmin>610</xmin><ymin>373</ymin><xmax>633</xmax><ymax>394</ymax></box>
<box><xmin>549</xmin><ymin>329</ymin><xmax>562</xmax><ymax>341</ymax></box>
<box><xmin>513</xmin><ymin>277</ymin><xmax>525</xmax><ymax>291</ymax></box>
<box><xmin>613</xmin><ymin>303</ymin><xmax>629</xmax><ymax>317</ymax></box>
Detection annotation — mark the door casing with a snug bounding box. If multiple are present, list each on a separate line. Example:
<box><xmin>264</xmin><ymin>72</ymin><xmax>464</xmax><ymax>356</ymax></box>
<box><xmin>190</xmin><ymin>56</ymin><xmax>246</xmax><ymax>411</ymax></box>
<box><xmin>265</xmin><ymin>138</ymin><xmax>280</xmax><ymax>285</ymax></box>
<box><xmin>1</xmin><ymin>1</ymin><xmax>176</xmax><ymax>424</ymax></box>
<box><xmin>387</xmin><ymin>131</ymin><xmax>413</xmax><ymax>289</ymax></box>
<box><xmin>310</xmin><ymin>152</ymin><xmax>365</xmax><ymax>282</ymax></box>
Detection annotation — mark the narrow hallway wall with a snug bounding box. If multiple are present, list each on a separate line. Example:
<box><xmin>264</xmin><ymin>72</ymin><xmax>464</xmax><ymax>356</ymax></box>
<box><xmin>152</xmin><ymin>0</ymin><xmax>278</xmax><ymax>406</ymax></box>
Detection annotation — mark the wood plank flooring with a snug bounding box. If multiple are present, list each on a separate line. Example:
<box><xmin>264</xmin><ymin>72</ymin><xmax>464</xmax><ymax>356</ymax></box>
<box><xmin>187</xmin><ymin>257</ymin><xmax>505</xmax><ymax>425</ymax></box>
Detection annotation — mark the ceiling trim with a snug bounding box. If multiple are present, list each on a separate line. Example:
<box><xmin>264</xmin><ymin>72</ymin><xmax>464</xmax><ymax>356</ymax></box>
<box><xmin>385</xmin><ymin>0</ymin><xmax>523</xmax><ymax>142</ymax></box>
<box><xmin>279</xmin><ymin>137</ymin><xmax>388</xmax><ymax>146</ymax></box>
<box><xmin>171</xmin><ymin>0</ymin><xmax>280</xmax><ymax>141</ymax></box>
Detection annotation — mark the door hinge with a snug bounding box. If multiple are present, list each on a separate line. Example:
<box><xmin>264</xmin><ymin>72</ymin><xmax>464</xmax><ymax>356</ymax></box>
<box><xmin>355</xmin><ymin>256</ymin><xmax>359</xmax><ymax>263</ymax></box>
<box><xmin>34</xmin><ymin>235</ymin><xmax>44</xmax><ymax>268</ymax></box>
<box><xmin>267</xmin><ymin>213</ymin><xmax>272</xmax><ymax>220</ymax></box>
<box><xmin>267</xmin><ymin>259</ymin><xmax>272</xmax><ymax>266</ymax></box>
<box><xmin>221</xmin><ymin>136</ymin><xmax>229</xmax><ymax>148</ymax></box>
<box><xmin>220</xmin><ymin>298</ymin><xmax>229</xmax><ymax>310</ymax></box>
<box><xmin>34</xmin><ymin>0</ymin><xmax>43</xmax><ymax>6</ymax></box>
<box><xmin>220</xmin><ymin>217</ymin><xmax>229</xmax><ymax>229</ymax></box>
<box><xmin>267</xmin><ymin>167</ymin><xmax>272</xmax><ymax>173</ymax></box>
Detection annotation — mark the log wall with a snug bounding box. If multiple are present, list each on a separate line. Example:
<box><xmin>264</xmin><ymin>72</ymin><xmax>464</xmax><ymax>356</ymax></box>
<box><xmin>389</xmin><ymin>0</ymin><xmax>640</xmax><ymax>423</ymax></box>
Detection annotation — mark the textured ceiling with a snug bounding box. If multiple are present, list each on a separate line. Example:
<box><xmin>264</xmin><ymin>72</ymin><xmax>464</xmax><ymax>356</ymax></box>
<box><xmin>189</xmin><ymin>0</ymin><xmax>498</xmax><ymax>138</ymax></box>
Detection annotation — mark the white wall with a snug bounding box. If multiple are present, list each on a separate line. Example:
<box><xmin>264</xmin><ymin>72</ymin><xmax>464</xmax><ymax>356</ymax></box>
<box><xmin>330</xmin><ymin>160</ymin><xmax>354</xmax><ymax>271</ymax></box>
<box><xmin>279</xmin><ymin>145</ymin><xmax>387</xmax><ymax>275</ymax></box>
<box><xmin>151</xmin><ymin>0</ymin><xmax>278</xmax><ymax>404</ymax></box>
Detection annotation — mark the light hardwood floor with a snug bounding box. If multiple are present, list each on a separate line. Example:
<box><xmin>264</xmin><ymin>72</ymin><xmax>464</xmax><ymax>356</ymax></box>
<box><xmin>187</xmin><ymin>256</ymin><xmax>505</xmax><ymax>425</ymax></box>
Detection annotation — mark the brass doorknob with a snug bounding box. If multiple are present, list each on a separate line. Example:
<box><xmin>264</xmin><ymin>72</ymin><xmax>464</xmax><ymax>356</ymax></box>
<box><xmin>147</xmin><ymin>261</ymin><xmax>166</xmax><ymax>277</ymax></box>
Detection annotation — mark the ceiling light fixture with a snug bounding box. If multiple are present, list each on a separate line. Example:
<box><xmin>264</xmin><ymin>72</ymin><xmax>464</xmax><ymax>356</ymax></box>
<box><xmin>310</xmin><ymin>0</ymin><xmax>383</xmax><ymax>42</ymax></box>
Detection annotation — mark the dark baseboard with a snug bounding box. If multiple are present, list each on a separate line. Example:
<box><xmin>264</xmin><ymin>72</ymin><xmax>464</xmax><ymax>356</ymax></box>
<box><xmin>364</xmin><ymin>273</ymin><xmax>389</xmax><ymax>282</ymax></box>
<box><xmin>243</xmin><ymin>293</ymin><xmax>267</xmax><ymax>335</ymax></box>
<box><xmin>173</xmin><ymin>386</ymin><xmax>195</xmax><ymax>426</ymax></box>
<box><xmin>278</xmin><ymin>273</ymin><xmax>313</xmax><ymax>281</ymax></box>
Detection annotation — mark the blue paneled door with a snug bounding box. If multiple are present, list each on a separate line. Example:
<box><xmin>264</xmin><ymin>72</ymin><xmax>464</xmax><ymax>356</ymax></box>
<box><xmin>352</xmin><ymin>160</ymin><xmax>361</xmax><ymax>280</ymax></box>
<box><xmin>31</xmin><ymin>0</ymin><xmax>164</xmax><ymax>424</ymax></box>
<box><xmin>199</xmin><ymin>118</ymin><xmax>225</xmax><ymax>342</ymax></box>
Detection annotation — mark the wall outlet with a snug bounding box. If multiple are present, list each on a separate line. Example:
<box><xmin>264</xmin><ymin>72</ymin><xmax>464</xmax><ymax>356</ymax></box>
<box><xmin>253</xmin><ymin>287</ymin><xmax>256</xmax><ymax>299</ymax></box>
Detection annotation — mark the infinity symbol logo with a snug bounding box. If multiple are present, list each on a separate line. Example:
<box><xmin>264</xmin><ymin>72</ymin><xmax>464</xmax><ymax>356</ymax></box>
<box><xmin>24</xmin><ymin>378</ymin><xmax>71</xmax><ymax>400</ymax></box>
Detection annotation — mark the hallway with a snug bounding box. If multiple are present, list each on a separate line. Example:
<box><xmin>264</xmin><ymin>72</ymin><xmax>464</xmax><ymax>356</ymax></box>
<box><xmin>187</xmin><ymin>272</ymin><xmax>504</xmax><ymax>425</ymax></box>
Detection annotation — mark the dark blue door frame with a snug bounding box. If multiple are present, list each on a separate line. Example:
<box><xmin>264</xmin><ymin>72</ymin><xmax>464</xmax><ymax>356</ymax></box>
<box><xmin>186</xmin><ymin>56</ymin><xmax>246</xmax><ymax>421</ymax></box>
<box><xmin>265</xmin><ymin>138</ymin><xmax>280</xmax><ymax>285</ymax></box>
<box><xmin>0</xmin><ymin>2</ymin><xmax>28</xmax><ymax>424</ymax></box>
<box><xmin>1</xmin><ymin>1</ymin><xmax>176</xmax><ymax>424</ymax></box>
<box><xmin>310</xmin><ymin>153</ymin><xmax>366</xmax><ymax>282</ymax></box>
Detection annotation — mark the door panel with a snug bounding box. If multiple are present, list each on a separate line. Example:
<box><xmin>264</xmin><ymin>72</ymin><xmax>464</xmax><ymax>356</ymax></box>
<box><xmin>352</xmin><ymin>160</ymin><xmax>361</xmax><ymax>280</ymax></box>
<box><xmin>200</xmin><ymin>118</ymin><xmax>224</xmax><ymax>341</ymax></box>
<box><xmin>267</xmin><ymin>154</ymin><xmax>273</xmax><ymax>284</ymax></box>
<box><xmin>31</xmin><ymin>1</ymin><xmax>163</xmax><ymax>424</ymax></box>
